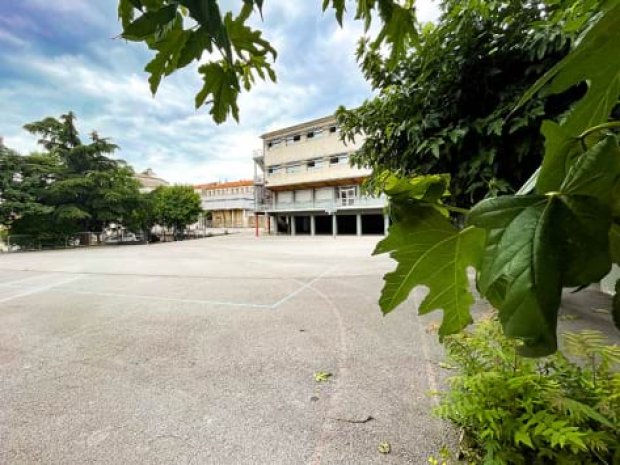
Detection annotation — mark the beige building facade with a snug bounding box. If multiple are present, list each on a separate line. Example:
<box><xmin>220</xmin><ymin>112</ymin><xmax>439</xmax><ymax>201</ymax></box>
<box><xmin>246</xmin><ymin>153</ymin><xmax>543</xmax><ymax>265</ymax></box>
<box><xmin>196</xmin><ymin>180</ymin><xmax>265</xmax><ymax>229</ymax></box>
<box><xmin>254</xmin><ymin>115</ymin><xmax>388</xmax><ymax>236</ymax></box>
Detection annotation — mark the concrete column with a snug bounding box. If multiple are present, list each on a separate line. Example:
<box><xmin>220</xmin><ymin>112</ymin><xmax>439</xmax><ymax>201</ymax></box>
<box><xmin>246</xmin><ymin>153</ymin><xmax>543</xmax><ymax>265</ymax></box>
<box><xmin>291</xmin><ymin>216</ymin><xmax>296</xmax><ymax>236</ymax></box>
<box><xmin>310</xmin><ymin>215</ymin><xmax>316</xmax><ymax>236</ymax></box>
<box><xmin>384</xmin><ymin>214</ymin><xmax>390</xmax><ymax>235</ymax></box>
<box><xmin>332</xmin><ymin>214</ymin><xmax>337</xmax><ymax>238</ymax></box>
<box><xmin>356</xmin><ymin>214</ymin><xmax>362</xmax><ymax>236</ymax></box>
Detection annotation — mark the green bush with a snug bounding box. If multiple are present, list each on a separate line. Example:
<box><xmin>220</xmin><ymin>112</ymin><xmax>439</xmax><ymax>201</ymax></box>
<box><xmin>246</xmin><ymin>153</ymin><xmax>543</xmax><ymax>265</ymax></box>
<box><xmin>436</xmin><ymin>318</ymin><xmax>620</xmax><ymax>465</ymax></box>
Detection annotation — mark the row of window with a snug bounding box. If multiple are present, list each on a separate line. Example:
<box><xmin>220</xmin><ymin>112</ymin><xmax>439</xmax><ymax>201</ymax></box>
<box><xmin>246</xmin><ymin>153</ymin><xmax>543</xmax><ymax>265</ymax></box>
<box><xmin>277</xmin><ymin>186</ymin><xmax>359</xmax><ymax>204</ymax></box>
<box><xmin>266</xmin><ymin>125</ymin><xmax>339</xmax><ymax>149</ymax></box>
<box><xmin>267</xmin><ymin>154</ymin><xmax>349</xmax><ymax>175</ymax></box>
<box><xmin>203</xmin><ymin>186</ymin><xmax>253</xmax><ymax>197</ymax></box>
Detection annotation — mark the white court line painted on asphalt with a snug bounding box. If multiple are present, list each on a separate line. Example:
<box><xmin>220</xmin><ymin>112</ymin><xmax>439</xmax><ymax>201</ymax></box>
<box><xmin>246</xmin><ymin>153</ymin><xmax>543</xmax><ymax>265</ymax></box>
<box><xmin>0</xmin><ymin>267</ymin><xmax>335</xmax><ymax>310</ymax></box>
<box><xmin>411</xmin><ymin>289</ymin><xmax>440</xmax><ymax>407</ymax></box>
<box><xmin>271</xmin><ymin>267</ymin><xmax>336</xmax><ymax>309</ymax></box>
<box><xmin>0</xmin><ymin>276</ymin><xmax>82</xmax><ymax>304</ymax></box>
<box><xmin>39</xmin><ymin>287</ymin><xmax>274</xmax><ymax>309</ymax></box>
<box><xmin>0</xmin><ymin>273</ymin><xmax>55</xmax><ymax>288</ymax></box>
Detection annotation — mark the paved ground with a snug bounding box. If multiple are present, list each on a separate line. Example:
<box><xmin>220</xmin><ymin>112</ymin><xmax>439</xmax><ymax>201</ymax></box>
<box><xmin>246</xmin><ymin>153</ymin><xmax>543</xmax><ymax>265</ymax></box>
<box><xmin>0</xmin><ymin>233</ymin><xmax>453</xmax><ymax>465</ymax></box>
<box><xmin>1</xmin><ymin>233</ymin><xmax>617</xmax><ymax>465</ymax></box>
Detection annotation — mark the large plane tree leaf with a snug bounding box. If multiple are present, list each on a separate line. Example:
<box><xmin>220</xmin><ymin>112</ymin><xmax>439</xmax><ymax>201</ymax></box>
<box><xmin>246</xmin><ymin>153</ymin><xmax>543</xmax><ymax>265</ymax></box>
<box><xmin>469</xmin><ymin>134</ymin><xmax>619</xmax><ymax>355</ymax></box>
<box><xmin>469</xmin><ymin>194</ymin><xmax>612</xmax><ymax>356</ymax></box>
<box><xmin>513</xmin><ymin>3</ymin><xmax>620</xmax><ymax>193</ymax></box>
<box><xmin>375</xmin><ymin>202</ymin><xmax>485</xmax><ymax>339</ymax></box>
<box><xmin>195</xmin><ymin>62</ymin><xmax>240</xmax><ymax>123</ymax></box>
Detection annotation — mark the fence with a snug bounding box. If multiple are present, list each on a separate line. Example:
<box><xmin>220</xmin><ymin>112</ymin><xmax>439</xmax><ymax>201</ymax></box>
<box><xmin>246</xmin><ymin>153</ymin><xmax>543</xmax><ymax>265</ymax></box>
<box><xmin>0</xmin><ymin>228</ymin><xmax>214</xmax><ymax>253</ymax></box>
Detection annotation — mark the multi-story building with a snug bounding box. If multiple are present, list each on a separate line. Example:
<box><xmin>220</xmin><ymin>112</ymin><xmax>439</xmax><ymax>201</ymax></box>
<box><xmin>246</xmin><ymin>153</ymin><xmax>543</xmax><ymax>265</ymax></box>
<box><xmin>195</xmin><ymin>180</ymin><xmax>264</xmax><ymax>228</ymax></box>
<box><xmin>254</xmin><ymin>115</ymin><xmax>388</xmax><ymax>236</ymax></box>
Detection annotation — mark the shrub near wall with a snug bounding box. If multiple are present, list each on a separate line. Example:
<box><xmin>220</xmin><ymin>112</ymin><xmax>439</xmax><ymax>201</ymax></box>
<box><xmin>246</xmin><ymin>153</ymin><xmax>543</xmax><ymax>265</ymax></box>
<box><xmin>436</xmin><ymin>318</ymin><xmax>620</xmax><ymax>465</ymax></box>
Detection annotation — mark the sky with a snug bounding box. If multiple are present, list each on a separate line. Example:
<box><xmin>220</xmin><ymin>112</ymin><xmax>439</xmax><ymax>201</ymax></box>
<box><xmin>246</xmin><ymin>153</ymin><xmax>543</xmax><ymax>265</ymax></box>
<box><xmin>0</xmin><ymin>1</ymin><xmax>439</xmax><ymax>184</ymax></box>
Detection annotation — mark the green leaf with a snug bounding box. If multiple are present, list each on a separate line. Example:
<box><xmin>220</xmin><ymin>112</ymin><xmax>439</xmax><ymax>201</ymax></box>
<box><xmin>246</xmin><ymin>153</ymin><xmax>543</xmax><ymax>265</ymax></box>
<box><xmin>225</xmin><ymin>3</ymin><xmax>276</xmax><ymax>60</ymax></box>
<box><xmin>382</xmin><ymin>173</ymin><xmax>450</xmax><ymax>205</ymax></box>
<box><xmin>196</xmin><ymin>62</ymin><xmax>240</xmax><ymax>123</ymax></box>
<box><xmin>514</xmin><ymin>3</ymin><xmax>620</xmax><ymax>134</ymax></box>
<box><xmin>314</xmin><ymin>371</ymin><xmax>332</xmax><ymax>382</ymax></box>
<box><xmin>179</xmin><ymin>0</ymin><xmax>232</xmax><ymax>61</ymax></box>
<box><xmin>514</xmin><ymin>429</ymin><xmax>534</xmax><ymax>448</ymax></box>
<box><xmin>375</xmin><ymin>203</ymin><xmax>485</xmax><ymax>339</ymax></box>
<box><xmin>557</xmin><ymin>397</ymin><xmax>617</xmax><ymax>429</ymax></box>
<box><xmin>469</xmin><ymin>196</ymin><xmax>561</xmax><ymax>355</ymax></box>
<box><xmin>373</xmin><ymin>1</ymin><xmax>417</xmax><ymax>67</ymax></box>
<box><xmin>177</xmin><ymin>28</ymin><xmax>213</xmax><ymax>69</ymax></box>
<box><xmin>127</xmin><ymin>0</ymin><xmax>143</xmax><ymax>10</ymax></box>
<box><xmin>118</xmin><ymin>0</ymin><xmax>137</xmax><ymax>28</ymax></box>
<box><xmin>536</xmin><ymin>121</ymin><xmax>582</xmax><ymax>194</ymax></box>
<box><xmin>322</xmin><ymin>0</ymin><xmax>346</xmax><ymax>26</ymax></box>
<box><xmin>121</xmin><ymin>4</ymin><xmax>177</xmax><ymax>40</ymax></box>
<box><xmin>560</xmin><ymin>135</ymin><xmax>620</xmax><ymax>204</ymax></box>
<box><xmin>469</xmin><ymin>193</ymin><xmax>612</xmax><ymax>356</ymax></box>
<box><xmin>144</xmin><ymin>22</ymin><xmax>190</xmax><ymax>94</ymax></box>
<box><xmin>516</xmin><ymin>4</ymin><xmax>620</xmax><ymax>195</ymax></box>
<box><xmin>243</xmin><ymin>0</ymin><xmax>263</xmax><ymax>16</ymax></box>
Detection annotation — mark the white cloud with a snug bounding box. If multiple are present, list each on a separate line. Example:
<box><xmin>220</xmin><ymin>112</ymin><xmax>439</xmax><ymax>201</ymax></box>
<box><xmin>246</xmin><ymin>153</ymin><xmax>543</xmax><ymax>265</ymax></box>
<box><xmin>0</xmin><ymin>0</ymin><xmax>440</xmax><ymax>185</ymax></box>
<box><xmin>0</xmin><ymin>27</ymin><xmax>29</xmax><ymax>47</ymax></box>
<box><xmin>22</xmin><ymin>0</ymin><xmax>110</xmax><ymax>29</ymax></box>
<box><xmin>417</xmin><ymin>0</ymin><xmax>441</xmax><ymax>23</ymax></box>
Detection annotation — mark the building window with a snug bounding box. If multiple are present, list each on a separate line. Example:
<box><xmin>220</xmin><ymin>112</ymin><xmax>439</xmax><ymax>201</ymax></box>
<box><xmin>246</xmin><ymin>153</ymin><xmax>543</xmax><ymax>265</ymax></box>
<box><xmin>285</xmin><ymin>134</ymin><xmax>300</xmax><ymax>144</ymax></box>
<box><xmin>267</xmin><ymin>138</ymin><xmax>282</xmax><ymax>149</ymax></box>
<box><xmin>339</xmin><ymin>186</ymin><xmax>357</xmax><ymax>206</ymax></box>
<box><xmin>329</xmin><ymin>126</ymin><xmax>337</xmax><ymax>133</ymax></box>
<box><xmin>268</xmin><ymin>165</ymin><xmax>282</xmax><ymax>175</ymax></box>
<box><xmin>307</xmin><ymin>159</ymin><xmax>324</xmax><ymax>170</ymax></box>
<box><xmin>330</xmin><ymin>156</ymin><xmax>339</xmax><ymax>165</ymax></box>
<box><xmin>286</xmin><ymin>164</ymin><xmax>301</xmax><ymax>174</ymax></box>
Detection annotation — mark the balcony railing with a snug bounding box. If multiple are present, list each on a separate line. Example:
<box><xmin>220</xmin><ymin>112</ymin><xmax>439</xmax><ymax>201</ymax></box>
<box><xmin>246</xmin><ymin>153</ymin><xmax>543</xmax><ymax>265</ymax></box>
<box><xmin>255</xmin><ymin>196</ymin><xmax>386</xmax><ymax>212</ymax></box>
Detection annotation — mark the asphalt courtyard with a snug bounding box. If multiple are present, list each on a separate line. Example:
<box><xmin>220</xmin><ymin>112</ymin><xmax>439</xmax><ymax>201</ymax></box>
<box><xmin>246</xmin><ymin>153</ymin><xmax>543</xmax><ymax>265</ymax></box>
<box><xmin>0</xmin><ymin>233</ymin><xmax>453</xmax><ymax>465</ymax></box>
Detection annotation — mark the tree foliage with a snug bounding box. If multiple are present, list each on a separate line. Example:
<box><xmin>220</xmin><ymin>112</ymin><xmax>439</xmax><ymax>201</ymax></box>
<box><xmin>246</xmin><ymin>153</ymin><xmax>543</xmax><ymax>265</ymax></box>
<box><xmin>338</xmin><ymin>0</ymin><xmax>590</xmax><ymax>207</ymax></box>
<box><xmin>2</xmin><ymin>113</ymin><xmax>144</xmax><ymax>241</ymax></box>
<box><xmin>376</xmin><ymin>1</ymin><xmax>620</xmax><ymax>356</ymax></box>
<box><xmin>438</xmin><ymin>318</ymin><xmax>620</xmax><ymax>464</ymax></box>
<box><xmin>116</xmin><ymin>0</ymin><xmax>417</xmax><ymax>123</ymax></box>
<box><xmin>0</xmin><ymin>143</ymin><xmax>53</xmax><ymax>227</ymax></box>
<box><xmin>150</xmin><ymin>184</ymin><xmax>202</xmax><ymax>236</ymax></box>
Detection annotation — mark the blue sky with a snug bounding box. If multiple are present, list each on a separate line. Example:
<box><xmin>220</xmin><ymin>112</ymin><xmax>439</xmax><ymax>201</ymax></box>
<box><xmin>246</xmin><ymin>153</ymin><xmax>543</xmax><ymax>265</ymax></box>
<box><xmin>0</xmin><ymin>0</ymin><xmax>439</xmax><ymax>184</ymax></box>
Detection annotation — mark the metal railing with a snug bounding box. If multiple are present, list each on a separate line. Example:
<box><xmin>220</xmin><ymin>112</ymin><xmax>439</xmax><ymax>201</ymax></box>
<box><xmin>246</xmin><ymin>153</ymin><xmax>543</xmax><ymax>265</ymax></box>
<box><xmin>255</xmin><ymin>196</ymin><xmax>386</xmax><ymax>213</ymax></box>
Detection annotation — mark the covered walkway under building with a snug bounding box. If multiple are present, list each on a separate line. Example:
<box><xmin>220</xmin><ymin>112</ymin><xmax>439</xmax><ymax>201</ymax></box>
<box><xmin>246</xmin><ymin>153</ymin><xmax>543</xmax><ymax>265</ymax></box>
<box><xmin>271</xmin><ymin>212</ymin><xmax>389</xmax><ymax>237</ymax></box>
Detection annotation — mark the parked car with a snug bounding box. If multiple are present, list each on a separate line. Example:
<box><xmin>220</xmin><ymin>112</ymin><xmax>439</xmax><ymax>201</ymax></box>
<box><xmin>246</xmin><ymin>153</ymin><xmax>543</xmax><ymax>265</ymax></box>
<box><xmin>103</xmin><ymin>232</ymin><xmax>140</xmax><ymax>244</ymax></box>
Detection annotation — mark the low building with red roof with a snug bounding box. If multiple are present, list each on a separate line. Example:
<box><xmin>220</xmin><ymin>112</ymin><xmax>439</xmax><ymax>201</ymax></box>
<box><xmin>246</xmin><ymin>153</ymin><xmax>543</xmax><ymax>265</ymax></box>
<box><xmin>194</xmin><ymin>179</ymin><xmax>264</xmax><ymax>229</ymax></box>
